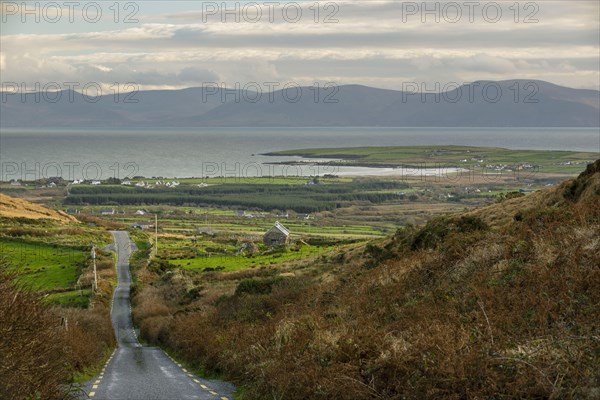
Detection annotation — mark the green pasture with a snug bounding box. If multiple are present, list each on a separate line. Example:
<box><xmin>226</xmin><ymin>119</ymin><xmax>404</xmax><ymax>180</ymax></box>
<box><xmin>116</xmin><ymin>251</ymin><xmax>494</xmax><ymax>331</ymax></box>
<box><xmin>0</xmin><ymin>238</ymin><xmax>86</xmax><ymax>291</ymax></box>
<box><xmin>171</xmin><ymin>244</ymin><xmax>334</xmax><ymax>272</ymax></box>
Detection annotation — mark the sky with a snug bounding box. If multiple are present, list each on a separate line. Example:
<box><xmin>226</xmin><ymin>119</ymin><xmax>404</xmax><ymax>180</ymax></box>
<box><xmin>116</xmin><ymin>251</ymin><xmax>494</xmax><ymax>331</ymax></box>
<box><xmin>1</xmin><ymin>0</ymin><xmax>599</xmax><ymax>92</ymax></box>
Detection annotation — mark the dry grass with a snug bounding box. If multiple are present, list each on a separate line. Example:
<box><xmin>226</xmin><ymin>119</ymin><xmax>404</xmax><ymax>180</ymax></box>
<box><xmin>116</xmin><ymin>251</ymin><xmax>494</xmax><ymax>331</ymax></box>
<box><xmin>0</xmin><ymin>193</ymin><xmax>76</xmax><ymax>223</ymax></box>
<box><xmin>133</xmin><ymin>160</ymin><xmax>600</xmax><ymax>399</ymax></box>
<box><xmin>0</xmin><ymin>269</ymin><xmax>70</xmax><ymax>399</ymax></box>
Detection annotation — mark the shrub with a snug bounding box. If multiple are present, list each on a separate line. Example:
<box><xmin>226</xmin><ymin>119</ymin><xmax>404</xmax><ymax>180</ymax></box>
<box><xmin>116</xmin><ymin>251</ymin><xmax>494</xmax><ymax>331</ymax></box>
<box><xmin>148</xmin><ymin>258</ymin><xmax>176</xmax><ymax>274</ymax></box>
<box><xmin>497</xmin><ymin>191</ymin><xmax>525</xmax><ymax>202</ymax></box>
<box><xmin>455</xmin><ymin>215</ymin><xmax>488</xmax><ymax>233</ymax></box>
<box><xmin>0</xmin><ymin>268</ymin><xmax>70</xmax><ymax>400</ymax></box>
<box><xmin>235</xmin><ymin>277</ymin><xmax>283</xmax><ymax>296</ymax></box>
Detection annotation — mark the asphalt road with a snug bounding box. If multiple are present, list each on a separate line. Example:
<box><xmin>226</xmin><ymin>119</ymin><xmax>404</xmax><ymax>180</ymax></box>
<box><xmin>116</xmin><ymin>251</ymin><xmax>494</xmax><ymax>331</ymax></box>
<box><xmin>82</xmin><ymin>231</ymin><xmax>235</xmax><ymax>400</ymax></box>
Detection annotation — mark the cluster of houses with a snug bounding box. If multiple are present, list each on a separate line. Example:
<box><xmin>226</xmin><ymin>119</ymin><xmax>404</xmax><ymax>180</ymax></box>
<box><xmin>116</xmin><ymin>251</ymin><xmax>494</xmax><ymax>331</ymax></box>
<box><xmin>71</xmin><ymin>180</ymin><xmax>102</xmax><ymax>185</ymax></box>
<box><xmin>235</xmin><ymin>209</ymin><xmax>267</xmax><ymax>219</ymax></box>
<box><xmin>72</xmin><ymin>179</ymin><xmax>126</xmax><ymax>185</ymax></box>
<box><xmin>10</xmin><ymin>180</ymin><xmax>59</xmax><ymax>188</ymax></box>
<box><xmin>69</xmin><ymin>179</ymin><xmax>183</xmax><ymax>187</ymax></box>
<box><xmin>65</xmin><ymin>208</ymin><xmax>148</xmax><ymax>216</ymax></box>
<box><xmin>457</xmin><ymin>159</ymin><xmax>541</xmax><ymax>172</ymax></box>
<box><xmin>235</xmin><ymin>209</ymin><xmax>311</xmax><ymax>220</ymax></box>
<box><xmin>133</xmin><ymin>180</ymin><xmax>180</xmax><ymax>188</ymax></box>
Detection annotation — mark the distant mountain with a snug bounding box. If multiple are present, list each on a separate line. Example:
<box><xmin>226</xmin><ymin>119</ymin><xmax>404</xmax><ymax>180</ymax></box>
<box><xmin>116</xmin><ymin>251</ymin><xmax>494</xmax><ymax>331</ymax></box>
<box><xmin>1</xmin><ymin>80</ymin><xmax>598</xmax><ymax>127</ymax></box>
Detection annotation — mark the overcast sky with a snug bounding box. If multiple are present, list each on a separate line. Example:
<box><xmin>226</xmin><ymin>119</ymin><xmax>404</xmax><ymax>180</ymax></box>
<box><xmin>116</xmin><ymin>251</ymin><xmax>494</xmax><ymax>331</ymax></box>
<box><xmin>1</xmin><ymin>1</ymin><xmax>599</xmax><ymax>91</ymax></box>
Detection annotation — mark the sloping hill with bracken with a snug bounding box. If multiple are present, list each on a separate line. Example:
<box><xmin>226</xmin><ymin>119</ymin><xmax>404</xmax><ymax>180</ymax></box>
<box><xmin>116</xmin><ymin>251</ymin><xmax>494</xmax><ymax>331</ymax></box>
<box><xmin>0</xmin><ymin>193</ymin><xmax>76</xmax><ymax>223</ymax></box>
<box><xmin>131</xmin><ymin>160</ymin><xmax>600</xmax><ymax>399</ymax></box>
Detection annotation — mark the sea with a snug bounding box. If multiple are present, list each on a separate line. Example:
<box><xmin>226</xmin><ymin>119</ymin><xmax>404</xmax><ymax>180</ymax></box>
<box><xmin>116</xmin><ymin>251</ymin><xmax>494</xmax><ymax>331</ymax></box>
<box><xmin>1</xmin><ymin>127</ymin><xmax>598</xmax><ymax>181</ymax></box>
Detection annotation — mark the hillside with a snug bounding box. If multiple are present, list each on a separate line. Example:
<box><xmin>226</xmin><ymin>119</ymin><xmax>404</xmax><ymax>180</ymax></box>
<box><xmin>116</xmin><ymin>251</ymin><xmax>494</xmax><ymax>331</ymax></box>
<box><xmin>0</xmin><ymin>193</ymin><xmax>118</xmax><ymax>399</ymax></box>
<box><xmin>132</xmin><ymin>160</ymin><xmax>600</xmax><ymax>399</ymax></box>
<box><xmin>1</xmin><ymin>80</ymin><xmax>599</xmax><ymax>127</ymax></box>
<box><xmin>467</xmin><ymin>158</ymin><xmax>600</xmax><ymax>227</ymax></box>
<box><xmin>0</xmin><ymin>193</ymin><xmax>75</xmax><ymax>223</ymax></box>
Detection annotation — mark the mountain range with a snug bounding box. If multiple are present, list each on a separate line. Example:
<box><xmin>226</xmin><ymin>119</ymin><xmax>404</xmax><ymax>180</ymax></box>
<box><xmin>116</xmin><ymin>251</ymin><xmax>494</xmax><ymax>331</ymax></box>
<box><xmin>1</xmin><ymin>80</ymin><xmax>598</xmax><ymax>127</ymax></box>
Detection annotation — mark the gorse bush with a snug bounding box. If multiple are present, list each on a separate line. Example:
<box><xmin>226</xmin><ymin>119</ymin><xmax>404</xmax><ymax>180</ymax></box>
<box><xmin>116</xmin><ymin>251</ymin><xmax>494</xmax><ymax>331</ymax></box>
<box><xmin>409</xmin><ymin>215</ymin><xmax>488</xmax><ymax>251</ymax></box>
<box><xmin>235</xmin><ymin>276</ymin><xmax>283</xmax><ymax>296</ymax></box>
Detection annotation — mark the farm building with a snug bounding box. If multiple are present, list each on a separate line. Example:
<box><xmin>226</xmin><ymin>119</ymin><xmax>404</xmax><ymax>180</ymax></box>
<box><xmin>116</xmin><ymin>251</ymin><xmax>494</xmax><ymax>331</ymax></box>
<box><xmin>263</xmin><ymin>222</ymin><xmax>290</xmax><ymax>246</ymax></box>
<box><xmin>130</xmin><ymin>221</ymin><xmax>155</xmax><ymax>230</ymax></box>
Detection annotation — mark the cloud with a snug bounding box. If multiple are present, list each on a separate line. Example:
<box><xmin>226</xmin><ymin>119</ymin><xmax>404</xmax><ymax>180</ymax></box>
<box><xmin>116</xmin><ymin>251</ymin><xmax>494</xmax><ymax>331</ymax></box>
<box><xmin>0</xmin><ymin>1</ymin><xmax>598</xmax><ymax>90</ymax></box>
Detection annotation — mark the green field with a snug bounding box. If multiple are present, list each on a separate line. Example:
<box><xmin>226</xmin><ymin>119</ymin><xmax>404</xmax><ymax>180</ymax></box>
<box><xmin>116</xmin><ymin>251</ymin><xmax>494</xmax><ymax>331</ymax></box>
<box><xmin>266</xmin><ymin>145</ymin><xmax>597</xmax><ymax>173</ymax></box>
<box><xmin>44</xmin><ymin>288</ymin><xmax>93</xmax><ymax>308</ymax></box>
<box><xmin>171</xmin><ymin>244</ymin><xmax>335</xmax><ymax>272</ymax></box>
<box><xmin>0</xmin><ymin>215</ymin><xmax>114</xmax><ymax>310</ymax></box>
<box><xmin>0</xmin><ymin>238</ymin><xmax>86</xmax><ymax>290</ymax></box>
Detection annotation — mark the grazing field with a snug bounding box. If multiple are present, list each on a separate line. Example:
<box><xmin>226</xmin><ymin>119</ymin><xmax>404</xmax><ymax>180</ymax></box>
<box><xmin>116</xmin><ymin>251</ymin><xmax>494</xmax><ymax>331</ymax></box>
<box><xmin>44</xmin><ymin>288</ymin><xmax>93</xmax><ymax>308</ymax></box>
<box><xmin>0</xmin><ymin>238</ymin><xmax>85</xmax><ymax>290</ymax></box>
<box><xmin>171</xmin><ymin>244</ymin><xmax>335</xmax><ymax>272</ymax></box>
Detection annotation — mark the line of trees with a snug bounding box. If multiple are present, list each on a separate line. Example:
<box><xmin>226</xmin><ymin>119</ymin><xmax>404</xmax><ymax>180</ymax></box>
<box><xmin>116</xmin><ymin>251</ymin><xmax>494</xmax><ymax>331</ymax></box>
<box><xmin>66</xmin><ymin>182</ymin><xmax>408</xmax><ymax>212</ymax></box>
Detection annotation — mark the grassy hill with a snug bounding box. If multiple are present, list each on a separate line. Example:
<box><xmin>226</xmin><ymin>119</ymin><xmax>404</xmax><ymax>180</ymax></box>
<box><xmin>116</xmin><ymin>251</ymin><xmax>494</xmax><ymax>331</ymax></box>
<box><xmin>0</xmin><ymin>194</ymin><xmax>115</xmax><ymax>304</ymax></box>
<box><xmin>0</xmin><ymin>193</ymin><xmax>75</xmax><ymax>222</ymax></box>
<box><xmin>132</xmin><ymin>160</ymin><xmax>600</xmax><ymax>399</ymax></box>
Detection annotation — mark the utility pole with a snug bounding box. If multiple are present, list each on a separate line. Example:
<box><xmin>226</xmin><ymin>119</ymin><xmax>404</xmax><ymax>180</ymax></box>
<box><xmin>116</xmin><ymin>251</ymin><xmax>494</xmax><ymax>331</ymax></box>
<box><xmin>154</xmin><ymin>214</ymin><xmax>158</xmax><ymax>257</ymax></box>
<box><xmin>91</xmin><ymin>242</ymin><xmax>97</xmax><ymax>293</ymax></box>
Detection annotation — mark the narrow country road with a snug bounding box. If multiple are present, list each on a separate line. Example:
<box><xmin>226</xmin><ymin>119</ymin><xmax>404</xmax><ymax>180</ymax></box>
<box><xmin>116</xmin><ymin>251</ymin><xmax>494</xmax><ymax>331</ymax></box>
<box><xmin>82</xmin><ymin>231</ymin><xmax>235</xmax><ymax>400</ymax></box>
